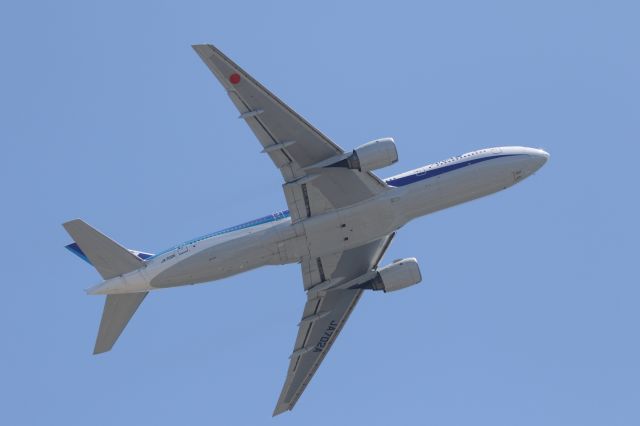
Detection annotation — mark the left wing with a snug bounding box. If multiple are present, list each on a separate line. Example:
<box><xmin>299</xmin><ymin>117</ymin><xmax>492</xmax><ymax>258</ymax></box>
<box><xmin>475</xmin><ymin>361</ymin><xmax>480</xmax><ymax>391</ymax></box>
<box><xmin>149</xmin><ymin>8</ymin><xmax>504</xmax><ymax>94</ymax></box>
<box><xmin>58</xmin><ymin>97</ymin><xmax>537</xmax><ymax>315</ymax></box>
<box><xmin>273</xmin><ymin>289</ymin><xmax>362</xmax><ymax>416</ymax></box>
<box><xmin>192</xmin><ymin>44</ymin><xmax>389</xmax><ymax>223</ymax></box>
<box><xmin>274</xmin><ymin>235</ymin><xmax>395</xmax><ymax>415</ymax></box>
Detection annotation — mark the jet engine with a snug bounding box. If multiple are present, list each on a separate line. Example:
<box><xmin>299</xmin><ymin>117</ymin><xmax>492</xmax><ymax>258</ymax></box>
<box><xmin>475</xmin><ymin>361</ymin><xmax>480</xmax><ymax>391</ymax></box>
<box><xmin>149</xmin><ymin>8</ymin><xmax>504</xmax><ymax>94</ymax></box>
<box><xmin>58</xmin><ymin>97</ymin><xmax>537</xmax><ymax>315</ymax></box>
<box><xmin>326</xmin><ymin>138</ymin><xmax>398</xmax><ymax>172</ymax></box>
<box><xmin>369</xmin><ymin>257</ymin><xmax>422</xmax><ymax>293</ymax></box>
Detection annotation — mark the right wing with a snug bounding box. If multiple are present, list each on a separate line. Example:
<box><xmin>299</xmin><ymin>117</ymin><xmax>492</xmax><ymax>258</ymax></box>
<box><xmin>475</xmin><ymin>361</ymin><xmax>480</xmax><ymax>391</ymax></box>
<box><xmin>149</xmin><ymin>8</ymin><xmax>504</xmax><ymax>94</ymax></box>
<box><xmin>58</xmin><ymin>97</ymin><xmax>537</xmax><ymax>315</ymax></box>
<box><xmin>192</xmin><ymin>44</ymin><xmax>389</xmax><ymax>222</ymax></box>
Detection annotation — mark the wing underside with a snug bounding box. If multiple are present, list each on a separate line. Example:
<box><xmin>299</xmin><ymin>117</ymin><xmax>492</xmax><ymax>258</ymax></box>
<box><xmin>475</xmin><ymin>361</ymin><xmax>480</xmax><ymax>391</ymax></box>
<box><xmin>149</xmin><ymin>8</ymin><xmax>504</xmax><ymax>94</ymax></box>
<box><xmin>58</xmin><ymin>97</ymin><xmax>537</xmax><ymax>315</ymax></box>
<box><xmin>274</xmin><ymin>235</ymin><xmax>395</xmax><ymax>415</ymax></box>
<box><xmin>192</xmin><ymin>44</ymin><xmax>388</xmax><ymax>223</ymax></box>
<box><xmin>273</xmin><ymin>289</ymin><xmax>362</xmax><ymax>415</ymax></box>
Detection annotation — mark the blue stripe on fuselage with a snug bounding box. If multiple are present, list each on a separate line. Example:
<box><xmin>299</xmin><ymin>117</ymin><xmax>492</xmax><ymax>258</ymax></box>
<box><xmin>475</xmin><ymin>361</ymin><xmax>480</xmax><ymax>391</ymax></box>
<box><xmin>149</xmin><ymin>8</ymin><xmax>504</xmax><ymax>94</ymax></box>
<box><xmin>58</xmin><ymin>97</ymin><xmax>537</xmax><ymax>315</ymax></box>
<box><xmin>147</xmin><ymin>209</ymin><xmax>291</xmax><ymax>260</ymax></box>
<box><xmin>384</xmin><ymin>154</ymin><xmax>519</xmax><ymax>187</ymax></box>
<box><xmin>149</xmin><ymin>154</ymin><xmax>520</xmax><ymax>260</ymax></box>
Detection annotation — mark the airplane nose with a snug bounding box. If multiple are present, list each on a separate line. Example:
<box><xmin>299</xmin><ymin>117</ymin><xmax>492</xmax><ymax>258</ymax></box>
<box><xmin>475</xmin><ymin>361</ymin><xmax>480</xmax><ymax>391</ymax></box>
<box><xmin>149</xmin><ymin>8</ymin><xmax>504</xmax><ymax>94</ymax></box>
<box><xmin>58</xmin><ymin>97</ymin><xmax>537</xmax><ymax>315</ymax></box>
<box><xmin>538</xmin><ymin>149</ymin><xmax>550</xmax><ymax>163</ymax></box>
<box><xmin>528</xmin><ymin>149</ymin><xmax>549</xmax><ymax>172</ymax></box>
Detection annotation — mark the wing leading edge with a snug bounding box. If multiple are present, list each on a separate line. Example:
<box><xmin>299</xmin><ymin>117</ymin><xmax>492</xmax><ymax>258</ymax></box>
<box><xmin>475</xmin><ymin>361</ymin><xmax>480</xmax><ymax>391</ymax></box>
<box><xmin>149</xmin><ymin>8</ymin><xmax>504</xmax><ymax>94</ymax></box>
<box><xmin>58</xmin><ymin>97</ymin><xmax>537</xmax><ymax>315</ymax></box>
<box><xmin>192</xmin><ymin>44</ymin><xmax>389</xmax><ymax>223</ymax></box>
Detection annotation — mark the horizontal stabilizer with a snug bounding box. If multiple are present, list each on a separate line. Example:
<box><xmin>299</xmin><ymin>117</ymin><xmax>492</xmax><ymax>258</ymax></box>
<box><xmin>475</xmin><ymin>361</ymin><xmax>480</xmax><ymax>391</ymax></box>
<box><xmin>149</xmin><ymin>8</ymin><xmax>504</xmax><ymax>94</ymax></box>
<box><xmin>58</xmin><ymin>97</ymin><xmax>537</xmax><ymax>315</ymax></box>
<box><xmin>62</xmin><ymin>219</ymin><xmax>144</xmax><ymax>280</ymax></box>
<box><xmin>94</xmin><ymin>292</ymin><xmax>148</xmax><ymax>354</ymax></box>
<box><xmin>65</xmin><ymin>242</ymin><xmax>153</xmax><ymax>266</ymax></box>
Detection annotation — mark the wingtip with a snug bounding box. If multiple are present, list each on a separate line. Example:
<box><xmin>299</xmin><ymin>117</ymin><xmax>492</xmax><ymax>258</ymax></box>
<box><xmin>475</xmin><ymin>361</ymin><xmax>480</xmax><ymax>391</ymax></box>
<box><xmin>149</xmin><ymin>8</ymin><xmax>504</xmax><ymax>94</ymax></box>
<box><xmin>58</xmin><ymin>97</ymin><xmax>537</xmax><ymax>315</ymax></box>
<box><xmin>272</xmin><ymin>405</ymin><xmax>290</xmax><ymax>417</ymax></box>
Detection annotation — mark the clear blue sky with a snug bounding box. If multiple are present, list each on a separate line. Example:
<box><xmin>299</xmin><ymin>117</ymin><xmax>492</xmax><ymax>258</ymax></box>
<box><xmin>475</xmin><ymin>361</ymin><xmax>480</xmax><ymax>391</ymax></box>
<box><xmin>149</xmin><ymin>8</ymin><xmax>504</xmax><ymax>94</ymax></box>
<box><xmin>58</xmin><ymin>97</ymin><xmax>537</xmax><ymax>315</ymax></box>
<box><xmin>1</xmin><ymin>1</ymin><xmax>639</xmax><ymax>424</ymax></box>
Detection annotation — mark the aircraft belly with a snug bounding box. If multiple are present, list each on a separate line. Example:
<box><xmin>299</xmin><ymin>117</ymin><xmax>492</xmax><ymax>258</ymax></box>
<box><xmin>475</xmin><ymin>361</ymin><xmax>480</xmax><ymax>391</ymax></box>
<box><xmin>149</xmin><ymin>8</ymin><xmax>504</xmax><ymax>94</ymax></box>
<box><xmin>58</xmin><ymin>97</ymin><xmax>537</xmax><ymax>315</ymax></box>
<box><xmin>301</xmin><ymin>198</ymin><xmax>396</xmax><ymax>258</ymax></box>
<box><xmin>437</xmin><ymin>158</ymin><xmax>516</xmax><ymax>206</ymax></box>
<box><xmin>150</xmin><ymin>233</ymin><xmax>282</xmax><ymax>288</ymax></box>
<box><xmin>398</xmin><ymin>158</ymin><xmax>517</xmax><ymax>222</ymax></box>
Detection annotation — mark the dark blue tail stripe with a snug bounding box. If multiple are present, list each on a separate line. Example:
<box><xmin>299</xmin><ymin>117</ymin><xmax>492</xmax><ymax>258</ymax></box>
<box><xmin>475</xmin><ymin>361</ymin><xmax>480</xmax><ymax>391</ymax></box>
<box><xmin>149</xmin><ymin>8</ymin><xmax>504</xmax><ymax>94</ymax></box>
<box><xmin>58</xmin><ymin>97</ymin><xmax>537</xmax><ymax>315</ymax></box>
<box><xmin>65</xmin><ymin>243</ymin><xmax>154</xmax><ymax>264</ymax></box>
<box><xmin>65</xmin><ymin>243</ymin><xmax>92</xmax><ymax>265</ymax></box>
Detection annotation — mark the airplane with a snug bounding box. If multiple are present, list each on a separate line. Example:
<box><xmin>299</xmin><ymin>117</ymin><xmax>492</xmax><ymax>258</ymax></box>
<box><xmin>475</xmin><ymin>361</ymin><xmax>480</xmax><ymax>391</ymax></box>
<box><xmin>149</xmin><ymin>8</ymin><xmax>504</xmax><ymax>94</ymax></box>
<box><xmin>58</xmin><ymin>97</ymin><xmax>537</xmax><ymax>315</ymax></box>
<box><xmin>63</xmin><ymin>44</ymin><xmax>549</xmax><ymax>416</ymax></box>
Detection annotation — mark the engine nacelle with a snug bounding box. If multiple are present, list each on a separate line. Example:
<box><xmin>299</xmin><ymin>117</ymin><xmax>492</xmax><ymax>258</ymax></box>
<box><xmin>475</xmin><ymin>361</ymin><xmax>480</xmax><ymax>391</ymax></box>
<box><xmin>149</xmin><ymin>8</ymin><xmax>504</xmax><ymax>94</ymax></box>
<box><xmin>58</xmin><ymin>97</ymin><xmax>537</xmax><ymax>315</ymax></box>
<box><xmin>350</xmin><ymin>138</ymin><xmax>398</xmax><ymax>171</ymax></box>
<box><xmin>321</xmin><ymin>137</ymin><xmax>397</xmax><ymax>172</ymax></box>
<box><xmin>307</xmin><ymin>137</ymin><xmax>398</xmax><ymax>172</ymax></box>
<box><xmin>370</xmin><ymin>257</ymin><xmax>422</xmax><ymax>293</ymax></box>
<box><xmin>350</xmin><ymin>138</ymin><xmax>398</xmax><ymax>172</ymax></box>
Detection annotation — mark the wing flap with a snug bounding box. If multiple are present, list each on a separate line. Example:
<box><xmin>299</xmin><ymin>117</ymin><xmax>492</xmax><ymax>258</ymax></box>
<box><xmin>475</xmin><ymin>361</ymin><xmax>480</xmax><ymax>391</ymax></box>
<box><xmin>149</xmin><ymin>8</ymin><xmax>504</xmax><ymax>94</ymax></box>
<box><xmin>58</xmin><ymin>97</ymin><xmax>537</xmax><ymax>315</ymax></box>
<box><xmin>302</xmin><ymin>234</ymin><xmax>395</xmax><ymax>290</ymax></box>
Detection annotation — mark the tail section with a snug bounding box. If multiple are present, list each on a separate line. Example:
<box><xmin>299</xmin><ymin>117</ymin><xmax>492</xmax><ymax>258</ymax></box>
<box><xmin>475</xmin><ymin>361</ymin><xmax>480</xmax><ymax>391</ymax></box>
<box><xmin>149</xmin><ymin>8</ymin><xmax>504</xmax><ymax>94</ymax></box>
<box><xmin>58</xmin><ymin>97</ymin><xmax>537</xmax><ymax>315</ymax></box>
<box><xmin>65</xmin><ymin>242</ymin><xmax>91</xmax><ymax>265</ymax></box>
<box><xmin>94</xmin><ymin>293</ymin><xmax>148</xmax><ymax>354</ymax></box>
<box><xmin>63</xmin><ymin>219</ymin><xmax>144</xmax><ymax>279</ymax></box>
<box><xmin>65</xmin><ymin>242</ymin><xmax>153</xmax><ymax>266</ymax></box>
<box><xmin>63</xmin><ymin>219</ymin><xmax>149</xmax><ymax>354</ymax></box>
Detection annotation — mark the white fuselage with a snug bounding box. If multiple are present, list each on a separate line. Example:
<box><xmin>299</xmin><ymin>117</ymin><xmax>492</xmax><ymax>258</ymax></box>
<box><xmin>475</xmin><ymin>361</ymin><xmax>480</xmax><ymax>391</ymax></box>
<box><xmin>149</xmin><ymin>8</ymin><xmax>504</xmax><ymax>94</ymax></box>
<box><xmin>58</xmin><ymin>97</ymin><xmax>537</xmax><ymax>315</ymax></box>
<box><xmin>88</xmin><ymin>146</ymin><xmax>548</xmax><ymax>295</ymax></box>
